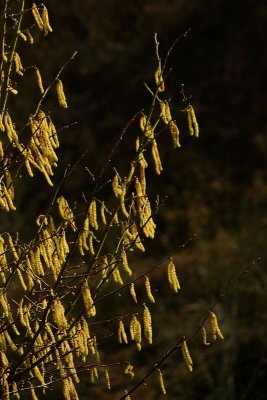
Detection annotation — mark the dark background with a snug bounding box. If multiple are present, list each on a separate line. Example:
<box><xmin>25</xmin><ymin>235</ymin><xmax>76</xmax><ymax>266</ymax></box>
<box><xmin>7</xmin><ymin>0</ymin><xmax>267</xmax><ymax>399</ymax></box>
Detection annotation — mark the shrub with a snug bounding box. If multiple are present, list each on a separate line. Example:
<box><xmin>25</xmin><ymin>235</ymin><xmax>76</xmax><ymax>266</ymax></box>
<box><xmin>0</xmin><ymin>2</ymin><xmax>230</xmax><ymax>399</ymax></box>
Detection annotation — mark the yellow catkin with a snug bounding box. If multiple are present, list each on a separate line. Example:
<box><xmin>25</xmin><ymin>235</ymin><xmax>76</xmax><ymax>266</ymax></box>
<box><xmin>160</xmin><ymin>100</ymin><xmax>172</xmax><ymax>124</ymax></box>
<box><xmin>210</xmin><ymin>312</ymin><xmax>224</xmax><ymax>341</ymax></box>
<box><xmin>29</xmin><ymin>382</ymin><xmax>39</xmax><ymax>400</ymax></box>
<box><xmin>181</xmin><ymin>339</ymin><xmax>193</xmax><ymax>372</ymax></box>
<box><xmin>41</xmin><ymin>5</ymin><xmax>53</xmax><ymax>36</ymax></box>
<box><xmin>81</xmin><ymin>282</ymin><xmax>96</xmax><ymax>317</ymax></box>
<box><xmin>12</xmin><ymin>382</ymin><xmax>20</xmax><ymax>399</ymax></box>
<box><xmin>169</xmin><ymin>121</ymin><xmax>181</xmax><ymax>148</ymax></box>
<box><xmin>57</xmin><ymin>196</ymin><xmax>76</xmax><ymax>231</ymax></box>
<box><xmin>0</xmin><ymin>332</ymin><xmax>7</xmax><ymax>352</ymax></box>
<box><xmin>201</xmin><ymin>326</ymin><xmax>210</xmax><ymax>346</ymax></box>
<box><xmin>104</xmin><ymin>368</ymin><xmax>111</xmax><ymax>390</ymax></box>
<box><xmin>143</xmin><ymin>305</ymin><xmax>153</xmax><ymax>344</ymax></box>
<box><xmin>140</xmin><ymin>113</ymin><xmax>154</xmax><ymax>138</ymax></box>
<box><xmin>112</xmin><ymin>173</ymin><xmax>122</xmax><ymax>198</ymax></box>
<box><xmin>130</xmin><ymin>222</ymin><xmax>145</xmax><ymax>252</ymax></box>
<box><xmin>25</xmin><ymin>29</ymin><xmax>34</xmax><ymax>44</ymax></box>
<box><xmin>130</xmin><ymin>315</ymin><xmax>142</xmax><ymax>350</ymax></box>
<box><xmin>0</xmin><ymin>114</ymin><xmax>5</xmax><ymax>132</ymax></box>
<box><xmin>52</xmin><ymin>299</ymin><xmax>68</xmax><ymax>330</ymax></box>
<box><xmin>100</xmin><ymin>202</ymin><xmax>107</xmax><ymax>225</ymax></box>
<box><xmin>4</xmin><ymin>330</ymin><xmax>17</xmax><ymax>351</ymax></box>
<box><xmin>0</xmin><ymin>288</ymin><xmax>11</xmax><ymax>318</ymax></box>
<box><xmin>13</xmin><ymin>52</ymin><xmax>23</xmax><ymax>76</ymax></box>
<box><xmin>187</xmin><ymin>105</ymin><xmax>194</xmax><ymax>136</ymax></box>
<box><xmin>35</xmin><ymin>68</ymin><xmax>44</xmax><ymax>94</ymax></box>
<box><xmin>112</xmin><ymin>266</ymin><xmax>123</xmax><ymax>285</ymax></box>
<box><xmin>130</xmin><ymin>282</ymin><xmax>138</xmax><ymax>303</ymax></box>
<box><xmin>68</xmin><ymin>376</ymin><xmax>79</xmax><ymax>400</ymax></box>
<box><xmin>56</xmin><ymin>79</ymin><xmax>68</xmax><ymax>108</ymax></box>
<box><xmin>118</xmin><ymin>320</ymin><xmax>128</xmax><ymax>344</ymax></box>
<box><xmin>2</xmin><ymin>374</ymin><xmax>10</xmax><ymax>400</ymax></box>
<box><xmin>158</xmin><ymin>369</ymin><xmax>167</xmax><ymax>395</ymax></box>
<box><xmin>187</xmin><ymin>105</ymin><xmax>199</xmax><ymax>137</ymax></box>
<box><xmin>145</xmin><ymin>275</ymin><xmax>155</xmax><ymax>303</ymax></box>
<box><xmin>32</xmin><ymin>3</ymin><xmax>44</xmax><ymax>31</ymax></box>
<box><xmin>167</xmin><ymin>259</ymin><xmax>181</xmax><ymax>293</ymax></box>
<box><xmin>155</xmin><ymin>67</ymin><xmax>165</xmax><ymax>92</ymax></box>
<box><xmin>89</xmin><ymin>199</ymin><xmax>98</xmax><ymax>230</ymax></box>
<box><xmin>120</xmin><ymin>182</ymin><xmax>129</xmax><ymax>217</ymax></box>
<box><xmin>62</xmin><ymin>378</ymin><xmax>71</xmax><ymax>400</ymax></box>
<box><xmin>190</xmin><ymin>105</ymin><xmax>199</xmax><ymax>137</ymax></box>
<box><xmin>16</xmin><ymin>268</ymin><xmax>28</xmax><ymax>291</ymax></box>
<box><xmin>18</xmin><ymin>31</ymin><xmax>27</xmax><ymax>41</ymax></box>
<box><xmin>124</xmin><ymin>363</ymin><xmax>134</xmax><ymax>379</ymax></box>
<box><xmin>151</xmin><ymin>139</ymin><xmax>163</xmax><ymax>175</ymax></box>
<box><xmin>90</xmin><ymin>366</ymin><xmax>99</xmax><ymax>383</ymax></box>
<box><xmin>121</xmin><ymin>249</ymin><xmax>132</xmax><ymax>276</ymax></box>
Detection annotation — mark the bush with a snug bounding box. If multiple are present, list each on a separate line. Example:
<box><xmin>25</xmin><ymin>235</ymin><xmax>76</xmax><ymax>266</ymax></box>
<box><xmin>0</xmin><ymin>2</ymin><xmax>232</xmax><ymax>399</ymax></box>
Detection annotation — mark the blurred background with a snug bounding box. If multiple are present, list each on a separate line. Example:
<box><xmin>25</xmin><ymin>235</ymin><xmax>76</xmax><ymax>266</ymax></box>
<box><xmin>7</xmin><ymin>0</ymin><xmax>267</xmax><ymax>399</ymax></box>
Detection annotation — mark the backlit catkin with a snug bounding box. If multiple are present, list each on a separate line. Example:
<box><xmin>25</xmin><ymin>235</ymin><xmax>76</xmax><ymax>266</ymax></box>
<box><xmin>41</xmin><ymin>5</ymin><xmax>53</xmax><ymax>36</ymax></box>
<box><xmin>145</xmin><ymin>275</ymin><xmax>155</xmax><ymax>303</ymax></box>
<box><xmin>35</xmin><ymin>67</ymin><xmax>44</xmax><ymax>94</ymax></box>
<box><xmin>201</xmin><ymin>326</ymin><xmax>210</xmax><ymax>346</ymax></box>
<box><xmin>181</xmin><ymin>339</ymin><xmax>193</xmax><ymax>372</ymax></box>
<box><xmin>143</xmin><ymin>305</ymin><xmax>153</xmax><ymax>344</ymax></box>
<box><xmin>14</xmin><ymin>52</ymin><xmax>23</xmax><ymax>76</ymax></box>
<box><xmin>130</xmin><ymin>282</ymin><xmax>138</xmax><ymax>303</ymax></box>
<box><xmin>167</xmin><ymin>259</ymin><xmax>181</xmax><ymax>293</ymax></box>
<box><xmin>210</xmin><ymin>312</ymin><xmax>224</xmax><ymax>341</ymax></box>
<box><xmin>151</xmin><ymin>139</ymin><xmax>163</xmax><ymax>175</ymax></box>
<box><xmin>32</xmin><ymin>3</ymin><xmax>44</xmax><ymax>31</ymax></box>
<box><xmin>155</xmin><ymin>67</ymin><xmax>165</xmax><ymax>92</ymax></box>
<box><xmin>81</xmin><ymin>282</ymin><xmax>96</xmax><ymax>317</ymax></box>
<box><xmin>56</xmin><ymin>79</ymin><xmax>68</xmax><ymax>108</ymax></box>
<box><xmin>158</xmin><ymin>369</ymin><xmax>167</xmax><ymax>395</ymax></box>
<box><xmin>118</xmin><ymin>320</ymin><xmax>128</xmax><ymax>344</ymax></box>
<box><xmin>187</xmin><ymin>105</ymin><xmax>199</xmax><ymax>137</ymax></box>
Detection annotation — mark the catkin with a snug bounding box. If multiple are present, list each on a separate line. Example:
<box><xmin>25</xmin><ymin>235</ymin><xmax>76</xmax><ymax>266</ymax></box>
<box><xmin>121</xmin><ymin>249</ymin><xmax>132</xmax><ymax>276</ymax></box>
<box><xmin>130</xmin><ymin>315</ymin><xmax>142</xmax><ymax>350</ymax></box>
<box><xmin>89</xmin><ymin>199</ymin><xmax>98</xmax><ymax>230</ymax></box>
<box><xmin>167</xmin><ymin>259</ymin><xmax>181</xmax><ymax>293</ymax></box>
<box><xmin>151</xmin><ymin>139</ymin><xmax>163</xmax><ymax>175</ymax></box>
<box><xmin>181</xmin><ymin>339</ymin><xmax>193</xmax><ymax>372</ymax></box>
<box><xmin>169</xmin><ymin>121</ymin><xmax>181</xmax><ymax>148</ymax></box>
<box><xmin>160</xmin><ymin>100</ymin><xmax>172</xmax><ymax>124</ymax></box>
<box><xmin>57</xmin><ymin>196</ymin><xmax>76</xmax><ymax>231</ymax></box>
<box><xmin>187</xmin><ymin>105</ymin><xmax>199</xmax><ymax>137</ymax></box>
<box><xmin>118</xmin><ymin>320</ymin><xmax>128</xmax><ymax>344</ymax></box>
<box><xmin>210</xmin><ymin>312</ymin><xmax>224</xmax><ymax>340</ymax></box>
<box><xmin>56</xmin><ymin>79</ymin><xmax>68</xmax><ymax>108</ymax></box>
<box><xmin>52</xmin><ymin>299</ymin><xmax>68</xmax><ymax>330</ymax></box>
<box><xmin>41</xmin><ymin>5</ymin><xmax>53</xmax><ymax>36</ymax></box>
<box><xmin>130</xmin><ymin>282</ymin><xmax>138</xmax><ymax>303</ymax></box>
<box><xmin>14</xmin><ymin>52</ymin><xmax>23</xmax><ymax>76</ymax></box>
<box><xmin>124</xmin><ymin>363</ymin><xmax>134</xmax><ymax>379</ymax></box>
<box><xmin>143</xmin><ymin>305</ymin><xmax>153</xmax><ymax>344</ymax></box>
<box><xmin>25</xmin><ymin>28</ymin><xmax>34</xmax><ymax>44</ymax></box>
<box><xmin>81</xmin><ymin>282</ymin><xmax>96</xmax><ymax>317</ymax></box>
<box><xmin>145</xmin><ymin>275</ymin><xmax>155</xmax><ymax>303</ymax></box>
<box><xmin>32</xmin><ymin>3</ymin><xmax>44</xmax><ymax>31</ymax></box>
<box><xmin>140</xmin><ymin>113</ymin><xmax>154</xmax><ymax>138</ymax></box>
<box><xmin>158</xmin><ymin>369</ymin><xmax>167</xmax><ymax>395</ymax></box>
<box><xmin>35</xmin><ymin>67</ymin><xmax>44</xmax><ymax>94</ymax></box>
<box><xmin>104</xmin><ymin>368</ymin><xmax>111</xmax><ymax>390</ymax></box>
<box><xmin>155</xmin><ymin>67</ymin><xmax>165</xmax><ymax>92</ymax></box>
<box><xmin>201</xmin><ymin>326</ymin><xmax>210</xmax><ymax>346</ymax></box>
